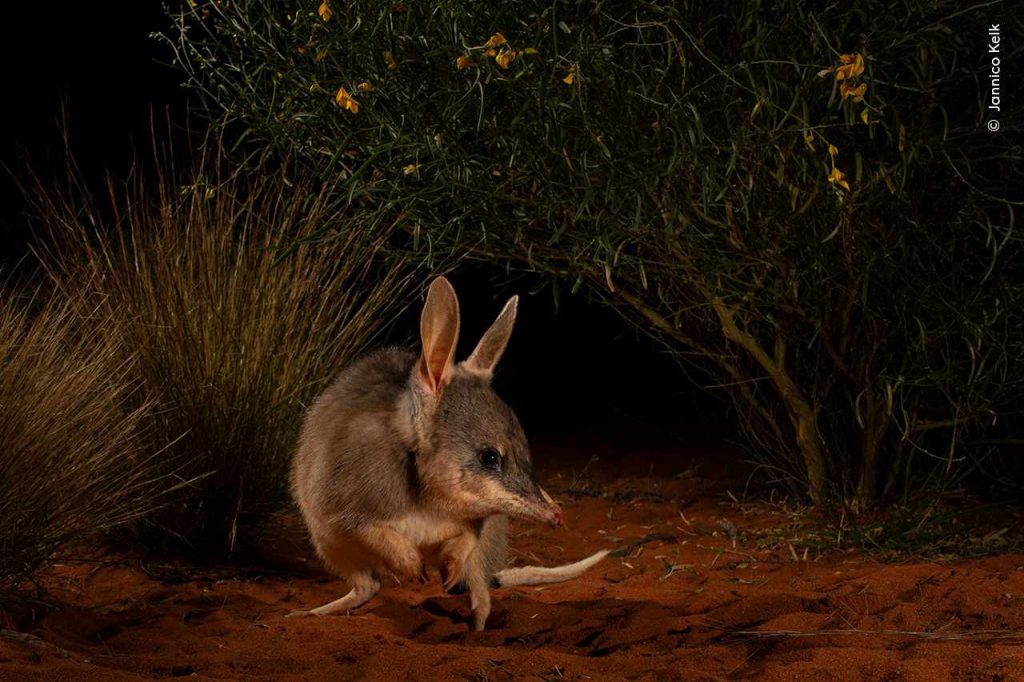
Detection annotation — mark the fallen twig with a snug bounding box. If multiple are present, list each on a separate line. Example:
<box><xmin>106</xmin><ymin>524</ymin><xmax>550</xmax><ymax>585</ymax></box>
<box><xmin>1</xmin><ymin>629</ymin><xmax>76</xmax><ymax>660</ymax></box>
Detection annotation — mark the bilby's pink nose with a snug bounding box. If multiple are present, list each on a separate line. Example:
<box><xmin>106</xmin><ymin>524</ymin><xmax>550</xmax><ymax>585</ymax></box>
<box><xmin>549</xmin><ymin>508</ymin><xmax>564</xmax><ymax>528</ymax></box>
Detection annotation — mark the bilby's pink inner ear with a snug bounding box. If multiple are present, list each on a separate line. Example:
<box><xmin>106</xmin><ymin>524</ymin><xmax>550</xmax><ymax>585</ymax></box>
<box><xmin>464</xmin><ymin>295</ymin><xmax>518</xmax><ymax>378</ymax></box>
<box><xmin>415</xmin><ymin>277</ymin><xmax>460</xmax><ymax>395</ymax></box>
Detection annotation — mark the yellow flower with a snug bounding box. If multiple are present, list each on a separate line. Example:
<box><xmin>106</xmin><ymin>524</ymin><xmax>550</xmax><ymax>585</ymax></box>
<box><xmin>563</xmin><ymin>63</ymin><xmax>579</xmax><ymax>85</ymax></box>
<box><xmin>495</xmin><ymin>48</ymin><xmax>517</xmax><ymax>69</ymax></box>
<box><xmin>828</xmin><ymin>166</ymin><xmax>850</xmax><ymax>191</ymax></box>
<box><xmin>402</xmin><ymin>164</ymin><xmax>419</xmax><ymax>175</ymax></box>
<box><xmin>456</xmin><ymin>54</ymin><xmax>476</xmax><ymax>70</ymax></box>
<box><xmin>335</xmin><ymin>86</ymin><xmax>359</xmax><ymax>114</ymax></box>
<box><xmin>860</xmin><ymin>109</ymin><xmax>869</xmax><ymax>124</ymax></box>
<box><xmin>485</xmin><ymin>48</ymin><xmax>497</xmax><ymax>57</ymax></box>
<box><xmin>835</xmin><ymin>53</ymin><xmax>865</xmax><ymax>81</ymax></box>
<box><xmin>840</xmin><ymin>82</ymin><xmax>867</xmax><ymax>102</ymax></box>
<box><xmin>357</xmin><ymin>81</ymin><xmax>373</xmax><ymax>92</ymax></box>
<box><xmin>318</xmin><ymin>0</ymin><xmax>332</xmax><ymax>22</ymax></box>
<box><xmin>384</xmin><ymin>51</ymin><xmax>398</xmax><ymax>70</ymax></box>
<box><xmin>828</xmin><ymin>143</ymin><xmax>839</xmax><ymax>160</ymax></box>
<box><xmin>485</xmin><ymin>32</ymin><xmax>507</xmax><ymax>49</ymax></box>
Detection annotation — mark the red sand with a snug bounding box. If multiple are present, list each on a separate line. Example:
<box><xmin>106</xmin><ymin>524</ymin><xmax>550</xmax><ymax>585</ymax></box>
<box><xmin>3</xmin><ymin>434</ymin><xmax>1024</xmax><ymax>680</ymax></box>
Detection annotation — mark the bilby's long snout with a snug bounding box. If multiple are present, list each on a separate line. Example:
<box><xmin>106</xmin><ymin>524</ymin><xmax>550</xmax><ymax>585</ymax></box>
<box><xmin>516</xmin><ymin>482</ymin><xmax>563</xmax><ymax>528</ymax></box>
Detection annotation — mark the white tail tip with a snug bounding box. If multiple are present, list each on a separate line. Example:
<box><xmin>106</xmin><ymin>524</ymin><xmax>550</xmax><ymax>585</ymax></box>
<box><xmin>493</xmin><ymin>550</ymin><xmax>610</xmax><ymax>588</ymax></box>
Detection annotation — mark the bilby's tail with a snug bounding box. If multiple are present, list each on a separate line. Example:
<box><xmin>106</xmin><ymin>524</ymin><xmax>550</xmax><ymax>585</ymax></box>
<box><xmin>493</xmin><ymin>550</ymin><xmax>609</xmax><ymax>587</ymax></box>
<box><xmin>492</xmin><ymin>533</ymin><xmax>675</xmax><ymax>588</ymax></box>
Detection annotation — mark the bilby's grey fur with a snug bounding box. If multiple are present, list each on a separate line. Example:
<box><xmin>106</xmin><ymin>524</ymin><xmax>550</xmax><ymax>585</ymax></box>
<box><xmin>289</xmin><ymin>277</ymin><xmax>617</xmax><ymax>630</ymax></box>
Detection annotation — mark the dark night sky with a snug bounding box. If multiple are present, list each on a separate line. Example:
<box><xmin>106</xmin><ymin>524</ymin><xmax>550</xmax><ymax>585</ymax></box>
<box><xmin>0</xmin><ymin>1</ymin><xmax>718</xmax><ymax>438</ymax></box>
<box><xmin>1</xmin><ymin>1</ymin><xmax>188</xmax><ymax>261</ymax></box>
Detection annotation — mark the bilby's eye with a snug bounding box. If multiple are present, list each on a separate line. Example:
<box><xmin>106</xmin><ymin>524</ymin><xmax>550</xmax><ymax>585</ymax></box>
<box><xmin>478</xmin><ymin>448</ymin><xmax>502</xmax><ymax>471</ymax></box>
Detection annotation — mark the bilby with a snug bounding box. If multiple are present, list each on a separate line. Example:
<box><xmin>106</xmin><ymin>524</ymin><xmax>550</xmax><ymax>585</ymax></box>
<box><xmin>289</xmin><ymin>277</ymin><xmax>638</xmax><ymax>630</ymax></box>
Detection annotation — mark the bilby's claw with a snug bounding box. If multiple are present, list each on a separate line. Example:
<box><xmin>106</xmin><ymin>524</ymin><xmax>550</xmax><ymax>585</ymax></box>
<box><xmin>441</xmin><ymin>555</ymin><xmax>465</xmax><ymax>592</ymax></box>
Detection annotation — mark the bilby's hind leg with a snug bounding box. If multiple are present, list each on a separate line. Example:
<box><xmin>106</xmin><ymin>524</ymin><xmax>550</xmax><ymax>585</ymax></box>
<box><xmin>288</xmin><ymin>570</ymin><xmax>380</xmax><ymax>617</ymax></box>
<box><xmin>359</xmin><ymin>523</ymin><xmax>427</xmax><ymax>583</ymax></box>
<box><xmin>289</xmin><ymin>531</ymin><xmax>383</xmax><ymax>618</ymax></box>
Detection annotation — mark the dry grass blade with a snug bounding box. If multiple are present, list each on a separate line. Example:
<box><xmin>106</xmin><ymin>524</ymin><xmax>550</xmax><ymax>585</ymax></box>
<box><xmin>30</xmin><ymin>145</ymin><xmax>422</xmax><ymax>557</ymax></box>
<box><xmin>0</xmin><ymin>287</ymin><xmax>156</xmax><ymax>598</ymax></box>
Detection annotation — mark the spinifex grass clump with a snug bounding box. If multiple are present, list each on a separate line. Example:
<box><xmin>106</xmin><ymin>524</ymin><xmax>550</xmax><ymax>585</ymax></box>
<box><xmin>163</xmin><ymin>1</ymin><xmax>1023</xmax><ymax>509</ymax></box>
<box><xmin>35</xmin><ymin>151</ymin><xmax>417</xmax><ymax>557</ymax></box>
<box><xmin>0</xmin><ymin>290</ymin><xmax>154</xmax><ymax>597</ymax></box>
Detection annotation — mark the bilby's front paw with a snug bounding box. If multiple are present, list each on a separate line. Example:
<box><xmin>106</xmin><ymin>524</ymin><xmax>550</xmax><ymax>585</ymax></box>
<box><xmin>440</xmin><ymin>554</ymin><xmax>466</xmax><ymax>593</ymax></box>
<box><xmin>286</xmin><ymin>609</ymin><xmax>316</xmax><ymax>618</ymax></box>
<box><xmin>445</xmin><ymin>580</ymin><xmax>468</xmax><ymax>595</ymax></box>
<box><xmin>441</xmin><ymin>566</ymin><xmax>468</xmax><ymax>593</ymax></box>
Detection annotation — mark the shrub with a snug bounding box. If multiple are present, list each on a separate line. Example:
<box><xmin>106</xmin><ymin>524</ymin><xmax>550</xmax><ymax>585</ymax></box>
<box><xmin>0</xmin><ymin>289</ymin><xmax>154</xmax><ymax>597</ymax></box>
<box><xmin>162</xmin><ymin>1</ymin><xmax>1023</xmax><ymax>507</ymax></box>
<box><xmin>33</xmin><ymin>148</ymin><xmax>420</xmax><ymax>556</ymax></box>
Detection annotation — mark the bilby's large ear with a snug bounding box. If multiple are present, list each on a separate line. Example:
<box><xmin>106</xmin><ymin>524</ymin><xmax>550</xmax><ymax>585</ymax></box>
<box><xmin>464</xmin><ymin>295</ymin><xmax>518</xmax><ymax>378</ymax></box>
<box><xmin>415</xmin><ymin>277</ymin><xmax>460</xmax><ymax>395</ymax></box>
